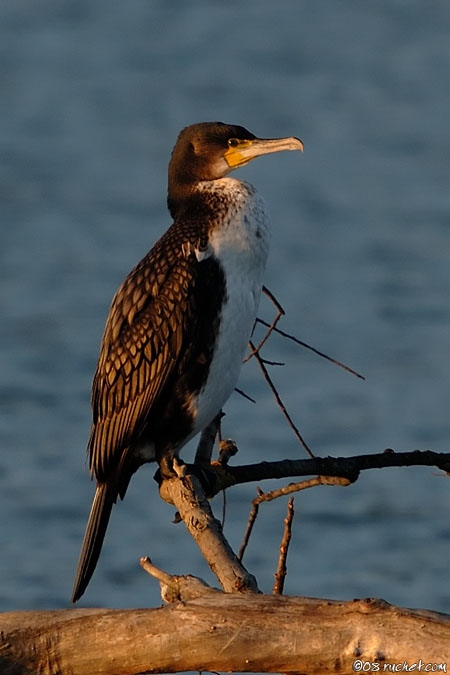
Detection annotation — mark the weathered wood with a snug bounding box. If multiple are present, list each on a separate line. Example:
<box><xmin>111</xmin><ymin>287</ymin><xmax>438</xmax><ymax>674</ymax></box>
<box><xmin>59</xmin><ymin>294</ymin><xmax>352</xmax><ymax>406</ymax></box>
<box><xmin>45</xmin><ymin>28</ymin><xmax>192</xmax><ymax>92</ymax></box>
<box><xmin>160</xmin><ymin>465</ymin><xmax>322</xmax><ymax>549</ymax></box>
<box><xmin>158</xmin><ymin>461</ymin><xmax>259</xmax><ymax>593</ymax></box>
<box><xmin>1</xmin><ymin>594</ymin><xmax>449</xmax><ymax>675</ymax></box>
<box><xmin>186</xmin><ymin>449</ymin><xmax>450</xmax><ymax>496</ymax></box>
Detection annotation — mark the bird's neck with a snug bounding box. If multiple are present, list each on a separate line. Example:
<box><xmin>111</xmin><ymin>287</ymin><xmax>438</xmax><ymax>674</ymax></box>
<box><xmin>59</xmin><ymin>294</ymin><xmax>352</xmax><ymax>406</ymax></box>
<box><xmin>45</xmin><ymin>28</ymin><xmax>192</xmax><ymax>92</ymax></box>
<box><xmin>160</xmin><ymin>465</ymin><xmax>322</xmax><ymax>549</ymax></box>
<box><xmin>167</xmin><ymin>177</ymin><xmax>252</xmax><ymax>222</ymax></box>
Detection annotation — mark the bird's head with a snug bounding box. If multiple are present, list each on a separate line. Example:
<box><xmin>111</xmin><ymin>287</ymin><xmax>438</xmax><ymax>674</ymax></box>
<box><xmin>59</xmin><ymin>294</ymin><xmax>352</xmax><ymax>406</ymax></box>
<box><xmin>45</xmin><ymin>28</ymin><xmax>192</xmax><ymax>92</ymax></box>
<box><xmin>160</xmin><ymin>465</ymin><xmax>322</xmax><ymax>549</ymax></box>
<box><xmin>167</xmin><ymin>122</ymin><xmax>303</xmax><ymax>215</ymax></box>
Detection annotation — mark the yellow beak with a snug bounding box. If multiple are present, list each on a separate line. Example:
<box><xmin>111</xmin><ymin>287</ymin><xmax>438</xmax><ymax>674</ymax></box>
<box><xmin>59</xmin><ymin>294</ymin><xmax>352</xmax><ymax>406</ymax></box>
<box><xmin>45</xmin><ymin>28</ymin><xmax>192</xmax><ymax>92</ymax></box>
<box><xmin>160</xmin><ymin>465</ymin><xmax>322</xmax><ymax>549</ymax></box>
<box><xmin>224</xmin><ymin>136</ymin><xmax>304</xmax><ymax>168</ymax></box>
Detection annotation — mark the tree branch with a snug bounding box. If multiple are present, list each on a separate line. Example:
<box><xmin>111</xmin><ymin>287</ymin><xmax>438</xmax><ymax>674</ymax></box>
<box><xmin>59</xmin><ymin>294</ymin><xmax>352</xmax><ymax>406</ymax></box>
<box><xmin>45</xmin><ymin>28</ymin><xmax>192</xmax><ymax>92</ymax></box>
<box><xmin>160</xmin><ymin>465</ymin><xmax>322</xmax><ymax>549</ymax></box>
<box><xmin>184</xmin><ymin>449</ymin><xmax>450</xmax><ymax>499</ymax></box>
<box><xmin>154</xmin><ymin>449</ymin><xmax>449</xmax><ymax>595</ymax></box>
<box><xmin>157</xmin><ymin>459</ymin><xmax>259</xmax><ymax>594</ymax></box>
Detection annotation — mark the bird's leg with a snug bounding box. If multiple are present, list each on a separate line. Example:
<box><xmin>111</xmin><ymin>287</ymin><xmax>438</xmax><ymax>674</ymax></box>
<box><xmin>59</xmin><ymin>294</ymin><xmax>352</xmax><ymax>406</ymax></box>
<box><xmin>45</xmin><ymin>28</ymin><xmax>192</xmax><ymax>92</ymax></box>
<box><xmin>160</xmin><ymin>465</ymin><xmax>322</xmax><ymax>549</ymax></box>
<box><xmin>192</xmin><ymin>412</ymin><xmax>235</xmax><ymax>494</ymax></box>
<box><xmin>157</xmin><ymin>448</ymin><xmax>183</xmax><ymax>481</ymax></box>
<box><xmin>194</xmin><ymin>412</ymin><xmax>223</xmax><ymax>465</ymax></box>
<box><xmin>156</xmin><ymin>413</ymin><xmax>237</xmax><ymax>497</ymax></box>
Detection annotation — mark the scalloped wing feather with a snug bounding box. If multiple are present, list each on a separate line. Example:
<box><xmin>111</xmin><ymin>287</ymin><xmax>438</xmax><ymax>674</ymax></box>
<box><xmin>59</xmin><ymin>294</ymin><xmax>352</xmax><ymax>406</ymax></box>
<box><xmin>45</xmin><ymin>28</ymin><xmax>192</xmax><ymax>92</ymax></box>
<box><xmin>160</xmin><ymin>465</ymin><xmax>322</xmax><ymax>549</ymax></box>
<box><xmin>88</xmin><ymin>228</ymin><xmax>198</xmax><ymax>482</ymax></box>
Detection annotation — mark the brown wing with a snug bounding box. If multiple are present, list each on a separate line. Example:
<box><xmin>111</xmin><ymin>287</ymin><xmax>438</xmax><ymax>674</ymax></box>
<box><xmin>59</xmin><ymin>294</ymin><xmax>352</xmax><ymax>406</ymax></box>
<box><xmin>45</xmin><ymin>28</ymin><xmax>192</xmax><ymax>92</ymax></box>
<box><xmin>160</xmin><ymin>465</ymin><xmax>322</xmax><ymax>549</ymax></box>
<box><xmin>89</xmin><ymin>226</ymin><xmax>199</xmax><ymax>483</ymax></box>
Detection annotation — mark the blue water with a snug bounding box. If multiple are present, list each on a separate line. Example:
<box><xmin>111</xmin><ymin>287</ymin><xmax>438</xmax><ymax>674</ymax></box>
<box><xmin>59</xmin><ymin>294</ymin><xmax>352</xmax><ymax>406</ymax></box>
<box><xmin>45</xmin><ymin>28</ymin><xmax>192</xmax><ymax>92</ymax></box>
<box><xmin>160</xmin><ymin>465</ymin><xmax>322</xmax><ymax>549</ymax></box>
<box><xmin>2</xmin><ymin>0</ymin><xmax>450</xmax><ymax>614</ymax></box>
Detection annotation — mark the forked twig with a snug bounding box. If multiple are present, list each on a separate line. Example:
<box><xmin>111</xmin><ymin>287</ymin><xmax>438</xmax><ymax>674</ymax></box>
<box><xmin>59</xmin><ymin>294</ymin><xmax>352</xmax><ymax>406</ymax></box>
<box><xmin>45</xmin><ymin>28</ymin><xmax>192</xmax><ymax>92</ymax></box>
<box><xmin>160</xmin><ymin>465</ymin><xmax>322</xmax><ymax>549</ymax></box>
<box><xmin>238</xmin><ymin>476</ymin><xmax>351</xmax><ymax>561</ymax></box>
<box><xmin>273</xmin><ymin>497</ymin><xmax>295</xmax><ymax>595</ymax></box>
<box><xmin>248</xmin><ymin>285</ymin><xmax>364</xmax><ymax>380</ymax></box>
<box><xmin>249</xmin><ymin>339</ymin><xmax>314</xmax><ymax>459</ymax></box>
<box><xmin>244</xmin><ymin>286</ymin><xmax>285</xmax><ymax>363</ymax></box>
<box><xmin>245</xmin><ymin>285</ymin><xmax>363</xmax><ymax>463</ymax></box>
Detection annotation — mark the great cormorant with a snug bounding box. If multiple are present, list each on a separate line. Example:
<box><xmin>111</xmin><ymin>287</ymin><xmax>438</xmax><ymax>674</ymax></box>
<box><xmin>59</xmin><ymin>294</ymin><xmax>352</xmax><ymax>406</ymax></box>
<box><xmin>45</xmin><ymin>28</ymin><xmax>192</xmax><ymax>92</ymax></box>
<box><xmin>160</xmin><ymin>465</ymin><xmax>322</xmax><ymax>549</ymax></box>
<box><xmin>71</xmin><ymin>122</ymin><xmax>303</xmax><ymax>602</ymax></box>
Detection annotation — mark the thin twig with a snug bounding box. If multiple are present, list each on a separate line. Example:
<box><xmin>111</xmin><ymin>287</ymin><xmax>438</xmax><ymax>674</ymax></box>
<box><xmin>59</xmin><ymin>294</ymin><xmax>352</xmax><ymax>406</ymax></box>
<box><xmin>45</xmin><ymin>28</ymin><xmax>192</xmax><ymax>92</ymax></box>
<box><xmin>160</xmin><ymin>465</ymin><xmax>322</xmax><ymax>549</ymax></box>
<box><xmin>238</xmin><ymin>487</ymin><xmax>264</xmax><ymax>561</ymax></box>
<box><xmin>254</xmin><ymin>475</ymin><xmax>351</xmax><ymax>504</ymax></box>
<box><xmin>273</xmin><ymin>497</ymin><xmax>295</xmax><ymax>595</ymax></box>
<box><xmin>255</xmin><ymin>318</ymin><xmax>365</xmax><ymax>380</ymax></box>
<box><xmin>249</xmin><ymin>339</ymin><xmax>315</xmax><ymax>458</ymax></box>
<box><xmin>260</xmin><ymin>358</ymin><xmax>285</xmax><ymax>366</ymax></box>
<box><xmin>234</xmin><ymin>387</ymin><xmax>256</xmax><ymax>404</ymax></box>
<box><xmin>240</xmin><ymin>477</ymin><xmax>350</xmax><ymax>584</ymax></box>
<box><xmin>262</xmin><ymin>285</ymin><xmax>286</xmax><ymax>313</ymax></box>
<box><xmin>244</xmin><ymin>286</ymin><xmax>285</xmax><ymax>363</ymax></box>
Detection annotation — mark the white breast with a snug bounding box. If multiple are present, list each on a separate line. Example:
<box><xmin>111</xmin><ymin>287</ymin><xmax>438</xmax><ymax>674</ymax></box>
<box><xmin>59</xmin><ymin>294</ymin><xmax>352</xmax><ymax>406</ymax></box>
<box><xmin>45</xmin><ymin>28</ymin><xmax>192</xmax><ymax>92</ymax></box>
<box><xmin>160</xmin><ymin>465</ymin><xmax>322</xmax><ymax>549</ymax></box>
<box><xmin>188</xmin><ymin>178</ymin><xmax>271</xmax><ymax>437</ymax></box>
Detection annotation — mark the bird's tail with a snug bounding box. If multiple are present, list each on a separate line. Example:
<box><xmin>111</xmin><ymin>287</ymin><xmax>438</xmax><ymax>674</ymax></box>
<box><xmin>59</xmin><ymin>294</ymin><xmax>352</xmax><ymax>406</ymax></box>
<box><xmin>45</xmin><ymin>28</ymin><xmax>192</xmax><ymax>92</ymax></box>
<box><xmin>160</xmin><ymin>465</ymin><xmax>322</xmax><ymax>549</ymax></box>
<box><xmin>71</xmin><ymin>483</ymin><xmax>114</xmax><ymax>603</ymax></box>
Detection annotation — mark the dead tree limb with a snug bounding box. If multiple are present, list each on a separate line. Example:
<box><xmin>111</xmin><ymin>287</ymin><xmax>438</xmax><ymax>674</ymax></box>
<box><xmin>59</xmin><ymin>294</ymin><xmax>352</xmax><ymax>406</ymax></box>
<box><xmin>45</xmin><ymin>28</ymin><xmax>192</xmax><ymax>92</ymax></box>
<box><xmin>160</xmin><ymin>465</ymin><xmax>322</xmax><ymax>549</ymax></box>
<box><xmin>153</xmin><ymin>449</ymin><xmax>449</xmax><ymax>598</ymax></box>
<box><xmin>1</xmin><ymin>591</ymin><xmax>449</xmax><ymax>675</ymax></box>
<box><xmin>157</xmin><ymin>459</ymin><xmax>259</xmax><ymax>594</ymax></box>
<box><xmin>181</xmin><ymin>449</ymin><xmax>450</xmax><ymax>500</ymax></box>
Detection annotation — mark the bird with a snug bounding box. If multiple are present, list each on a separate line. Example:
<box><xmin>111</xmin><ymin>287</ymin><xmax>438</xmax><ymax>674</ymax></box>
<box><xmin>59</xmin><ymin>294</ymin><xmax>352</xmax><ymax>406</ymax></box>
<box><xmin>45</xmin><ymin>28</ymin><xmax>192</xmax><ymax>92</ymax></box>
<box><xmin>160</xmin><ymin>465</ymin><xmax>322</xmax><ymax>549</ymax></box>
<box><xmin>71</xmin><ymin>121</ymin><xmax>303</xmax><ymax>603</ymax></box>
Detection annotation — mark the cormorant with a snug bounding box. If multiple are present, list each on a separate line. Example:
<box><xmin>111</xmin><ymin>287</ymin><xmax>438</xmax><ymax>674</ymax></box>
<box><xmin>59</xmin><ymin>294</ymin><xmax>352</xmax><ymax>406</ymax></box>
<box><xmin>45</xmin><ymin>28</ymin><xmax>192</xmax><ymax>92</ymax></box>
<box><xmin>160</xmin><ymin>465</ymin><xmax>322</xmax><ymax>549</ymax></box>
<box><xmin>71</xmin><ymin>121</ymin><xmax>303</xmax><ymax>603</ymax></box>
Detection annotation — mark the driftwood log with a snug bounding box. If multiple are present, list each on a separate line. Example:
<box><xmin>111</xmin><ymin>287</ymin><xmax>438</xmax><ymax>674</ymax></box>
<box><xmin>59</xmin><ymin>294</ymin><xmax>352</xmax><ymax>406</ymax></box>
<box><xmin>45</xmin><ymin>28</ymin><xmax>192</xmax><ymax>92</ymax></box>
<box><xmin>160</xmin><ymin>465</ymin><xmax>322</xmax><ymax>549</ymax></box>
<box><xmin>2</xmin><ymin>590</ymin><xmax>450</xmax><ymax>675</ymax></box>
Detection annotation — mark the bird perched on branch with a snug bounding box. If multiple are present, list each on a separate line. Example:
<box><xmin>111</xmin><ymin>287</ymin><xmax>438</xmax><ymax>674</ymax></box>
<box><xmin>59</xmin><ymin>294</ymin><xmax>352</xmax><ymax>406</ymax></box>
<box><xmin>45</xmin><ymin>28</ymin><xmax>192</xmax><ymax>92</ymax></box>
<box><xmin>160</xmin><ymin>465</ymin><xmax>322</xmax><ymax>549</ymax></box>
<box><xmin>71</xmin><ymin>121</ymin><xmax>303</xmax><ymax>602</ymax></box>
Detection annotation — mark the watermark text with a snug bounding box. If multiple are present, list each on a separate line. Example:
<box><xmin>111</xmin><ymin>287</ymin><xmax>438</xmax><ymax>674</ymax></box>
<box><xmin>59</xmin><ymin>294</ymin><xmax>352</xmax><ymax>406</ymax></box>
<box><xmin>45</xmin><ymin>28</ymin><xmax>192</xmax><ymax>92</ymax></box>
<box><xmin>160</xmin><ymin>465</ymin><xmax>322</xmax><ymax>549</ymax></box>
<box><xmin>352</xmin><ymin>660</ymin><xmax>447</xmax><ymax>673</ymax></box>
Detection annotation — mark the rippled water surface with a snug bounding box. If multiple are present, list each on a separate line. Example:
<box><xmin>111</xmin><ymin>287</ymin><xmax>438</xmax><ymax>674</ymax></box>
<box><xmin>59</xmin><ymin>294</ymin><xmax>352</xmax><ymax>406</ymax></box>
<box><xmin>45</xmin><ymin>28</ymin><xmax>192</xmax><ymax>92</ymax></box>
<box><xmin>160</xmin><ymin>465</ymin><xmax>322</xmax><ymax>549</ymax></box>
<box><xmin>2</xmin><ymin>0</ymin><xmax>450</xmax><ymax>613</ymax></box>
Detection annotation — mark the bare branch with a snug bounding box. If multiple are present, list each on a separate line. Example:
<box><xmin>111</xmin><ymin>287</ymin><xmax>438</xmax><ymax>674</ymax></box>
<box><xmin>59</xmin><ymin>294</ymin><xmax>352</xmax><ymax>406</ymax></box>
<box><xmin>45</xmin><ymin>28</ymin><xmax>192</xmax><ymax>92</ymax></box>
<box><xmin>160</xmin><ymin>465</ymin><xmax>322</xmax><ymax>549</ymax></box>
<box><xmin>234</xmin><ymin>387</ymin><xmax>256</xmax><ymax>403</ymax></box>
<box><xmin>179</xmin><ymin>449</ymin><xmax>450</xmax><ymax>500</ymax></box>
<box><xmin>238</xmin><ymin>487</ymin><xmax>264</xmax><ymax>562</ymax></box>
<box><xmin>255</xmin><ymin>317</ymin><xmax>365</xmax><ymax>380</ymax></box>
<box><xmin>262</xmin><ymin>285</ymin><xmax>285</xmax><ymax>314</ymax></box>
<box><xmin>259</xmin><ymin>357</ymin><xmax>285</xmax><ymax>366</ymax></box>
<box><xmin>254</xmin><ymin>474</ymin><xmax>352</xmax><ymax>503</ymax></box>
<box><xmin>244</xmin><ymin>286</ymin><xmax>285</xmax><ymax>363</ymax></box>
<box><xmin>249</xmin><ymin>338</ymin><xmax>315</xmax><ymax>458</ymax></box>
<box><xmin>158</xmin><ymin>462</ymin><xmax>260</xmax><ymax>594</ymax></box>
<box><xmin>156</xmin><ymin>450</ymin><xmax>449</xmax><ymax>596</ymax></box>
<box><xmin>227</xmin><ymin>448</ymin><xmax>450</xmax><ymax>486</ymax></box>
<box><xmin>273</xmin><ymin>497</ymin><xmax>295</xmax><ymax>595</ymax></box>
<box><xmin>240</xmin><ymin>479</ymin><xmax>347</xmax><ymax>574</ymax></box>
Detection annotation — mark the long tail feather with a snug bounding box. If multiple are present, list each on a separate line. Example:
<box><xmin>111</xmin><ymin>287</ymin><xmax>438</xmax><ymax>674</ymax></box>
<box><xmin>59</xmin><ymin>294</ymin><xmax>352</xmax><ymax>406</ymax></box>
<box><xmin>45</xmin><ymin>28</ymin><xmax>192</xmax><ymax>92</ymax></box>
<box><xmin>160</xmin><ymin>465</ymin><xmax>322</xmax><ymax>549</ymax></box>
<box><xmin>71</xmin><ymin>484</ymin><xmax>114</xmax><ymax>603</ymax></box>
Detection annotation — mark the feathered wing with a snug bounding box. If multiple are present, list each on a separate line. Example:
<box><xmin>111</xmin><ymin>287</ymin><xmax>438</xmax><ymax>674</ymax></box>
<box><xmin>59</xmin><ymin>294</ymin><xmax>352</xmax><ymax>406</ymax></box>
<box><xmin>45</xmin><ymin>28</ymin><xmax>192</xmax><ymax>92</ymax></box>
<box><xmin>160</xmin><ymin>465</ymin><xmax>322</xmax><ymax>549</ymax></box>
<box><xmin>90</xmin><ymin>238</ymin><xmax>198</xmax><ymax>483</ymax></box>
<box><xmin>72</xmin><ymin>226</ymin><xmax>202</xmax><ymax>603</ymax></box>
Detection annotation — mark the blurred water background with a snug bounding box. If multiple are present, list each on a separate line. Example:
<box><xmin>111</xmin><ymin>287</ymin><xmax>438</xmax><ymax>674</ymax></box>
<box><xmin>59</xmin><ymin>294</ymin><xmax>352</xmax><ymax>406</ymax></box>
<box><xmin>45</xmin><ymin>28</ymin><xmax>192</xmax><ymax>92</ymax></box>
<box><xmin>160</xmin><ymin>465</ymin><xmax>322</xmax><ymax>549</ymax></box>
<box><xmin>2</xmin><ymin>0</ymin><xmax>450</xmax><ymax>614</ymax></box>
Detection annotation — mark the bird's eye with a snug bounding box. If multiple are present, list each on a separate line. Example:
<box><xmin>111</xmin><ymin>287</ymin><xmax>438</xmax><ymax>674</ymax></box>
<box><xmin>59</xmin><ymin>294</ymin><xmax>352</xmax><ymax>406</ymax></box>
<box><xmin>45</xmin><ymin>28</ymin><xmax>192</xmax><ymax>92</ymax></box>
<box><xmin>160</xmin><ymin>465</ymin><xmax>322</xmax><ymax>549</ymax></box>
<box><xmin>228</xmin><ymin>138</ymin><xmax>239</xmax><ymax>148</ymax></box>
